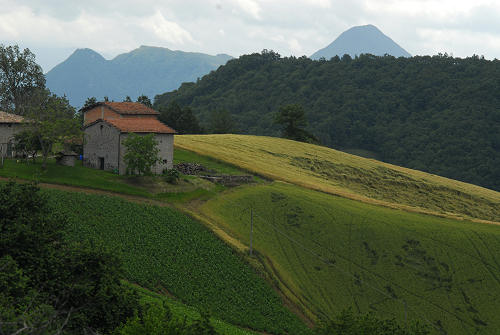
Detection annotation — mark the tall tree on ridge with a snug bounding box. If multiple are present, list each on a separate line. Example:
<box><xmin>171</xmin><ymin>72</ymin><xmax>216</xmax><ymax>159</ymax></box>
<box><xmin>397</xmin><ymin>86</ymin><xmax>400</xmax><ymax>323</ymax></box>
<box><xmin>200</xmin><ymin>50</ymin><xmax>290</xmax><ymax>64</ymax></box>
<box><xmin>274</xmin><ymin>104</ymin><xmax>317</xmax><ymax>143</ymax></box>
<box><xmin>0</xmin><ymin>44</ymin><xmax>45</xmax><ymax>115</ymax></box>
<box><xmin>136</xmin><ymin>95</ymin><xmax>152</xmax><ymax>108</ymax></box>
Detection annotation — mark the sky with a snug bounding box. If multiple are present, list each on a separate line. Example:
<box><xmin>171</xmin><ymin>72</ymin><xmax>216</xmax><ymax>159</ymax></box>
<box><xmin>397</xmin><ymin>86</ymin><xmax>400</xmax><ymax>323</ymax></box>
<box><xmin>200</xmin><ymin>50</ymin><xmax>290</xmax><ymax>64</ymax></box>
<box><xmin>1</xmin><ymin>0</ymin><xmax>500</xmax><ymax>72</ymax></box>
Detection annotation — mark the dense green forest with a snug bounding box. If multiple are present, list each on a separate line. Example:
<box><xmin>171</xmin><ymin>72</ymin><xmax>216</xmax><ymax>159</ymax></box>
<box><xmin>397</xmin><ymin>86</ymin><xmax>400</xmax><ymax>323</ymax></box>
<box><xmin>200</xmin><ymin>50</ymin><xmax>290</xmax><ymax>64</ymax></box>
<box><xmin>155</xmin><ymin>51</ymin><xmax>500</xmax><ymax>192</ymax></box>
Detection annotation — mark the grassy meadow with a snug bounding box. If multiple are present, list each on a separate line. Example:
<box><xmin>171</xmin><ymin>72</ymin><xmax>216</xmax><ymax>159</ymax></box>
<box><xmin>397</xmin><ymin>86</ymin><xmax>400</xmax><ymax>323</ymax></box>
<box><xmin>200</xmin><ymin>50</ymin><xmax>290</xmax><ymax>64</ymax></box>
<box><xmin>175</xmin><ymin>135</ymin><xmax>500</xmax><ymax>223</ymax></box>
<box><xmin>0</xmin><ymin>158</ymin><xmax>152</xmax><ymax>196</ymax></box>
<box><xmin>44</xmin><ymin>189</ymin><xmax>310</xmax><ymax>335</ymax></box>
<box><xmin>0</xmin><ymin>148</ymin><xmax>251</xmax><ymax>202</ymax></box>
<box><xmin>199</xmin><ymin>182</ymin><xmax>500</xmax><ymax>335</ymax></box>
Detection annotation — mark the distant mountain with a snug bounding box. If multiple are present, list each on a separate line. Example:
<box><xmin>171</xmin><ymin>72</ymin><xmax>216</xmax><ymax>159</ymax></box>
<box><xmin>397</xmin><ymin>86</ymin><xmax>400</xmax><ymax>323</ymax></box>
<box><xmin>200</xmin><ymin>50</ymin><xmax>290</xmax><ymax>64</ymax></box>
<box><xmin>310</xmin><ymin>24</ymin><xmax>411</xmax><ymax>60</ymax></box>
<box><xmin>45</xmin><ymin>46</ymin><xmax>232</xmax><ymax>108</ymax></box>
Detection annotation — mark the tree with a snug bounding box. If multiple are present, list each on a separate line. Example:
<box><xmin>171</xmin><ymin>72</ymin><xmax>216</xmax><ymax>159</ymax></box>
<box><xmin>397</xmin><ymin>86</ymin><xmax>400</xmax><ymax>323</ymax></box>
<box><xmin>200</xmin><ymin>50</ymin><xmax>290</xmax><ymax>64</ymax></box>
<box><xmin>25</xmin><ymin>89</ymin><xmax>81</xmax><ymax>169</ymax></box>
<box><xmin>0</xmin><ymin>182</ymin><xmax>138</xmax><ymax>334</ymax></box>
<box><xmin>83</xmin><ymin>96</ymin><xmax>97</xmax><ymax>109</ymax></box>
<box><xmin>137</xmin><ymin>95</ymin><xmax>152</xmax><ymax>108</ymax></box>
<box><xmin>123</xmin><ymin>133</ymin><xmax>160</xmax><ymax>175</ymax></box>
<box><xmin>209</xmin><ymin>109</ymin><xmax>234</xmax><ymax>134</ymax></box>
<box><xmin>274</xmin><ymin>104</ymin><xmax>316</xmax><ymax>143</ymax></box>
<box><xmin>124</xmin><ymin>96</ymin><xmax>132</xmax><ymax>102</ymax></box>
<box><xmin>14</xmin><ymin>130</ymin><xmax>41</xmax><ymax>163</ymax></box>
<box><xmin>0</xmin><ymin>44</ymin><xmax>45</xmax><ymax>115</ymax></box>
<box><xmin>76</xmin><ymin>96</ymin><xmax>98</xmax><ymax>127</ymax></box>
<box><xmin>158</xmin><ymin>101</ymin><xmax>202</xmax><ymax>134</ymax></box>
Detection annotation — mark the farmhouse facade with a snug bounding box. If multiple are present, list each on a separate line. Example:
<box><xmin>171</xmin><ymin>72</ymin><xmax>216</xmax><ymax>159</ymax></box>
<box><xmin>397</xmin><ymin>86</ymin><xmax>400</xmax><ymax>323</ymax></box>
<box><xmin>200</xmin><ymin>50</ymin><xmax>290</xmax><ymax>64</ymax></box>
<box><xmin>82</xmin><ymin>102</ymin><xmax>175</xmax><ymax>175</ymax></box>
<box><xmin>0</xmin><ymin>111</ymin><xmax>24</xmax><ymax>158</ymax></box>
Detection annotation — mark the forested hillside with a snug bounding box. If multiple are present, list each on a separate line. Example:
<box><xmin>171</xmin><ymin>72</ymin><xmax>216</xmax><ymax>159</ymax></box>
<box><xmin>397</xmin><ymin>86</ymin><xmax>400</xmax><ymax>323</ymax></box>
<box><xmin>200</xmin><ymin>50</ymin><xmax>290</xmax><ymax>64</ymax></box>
<box><xmin>155</xmin><ymin>51</ymin><xmax>500</xmax><ymax>192</ymax></box>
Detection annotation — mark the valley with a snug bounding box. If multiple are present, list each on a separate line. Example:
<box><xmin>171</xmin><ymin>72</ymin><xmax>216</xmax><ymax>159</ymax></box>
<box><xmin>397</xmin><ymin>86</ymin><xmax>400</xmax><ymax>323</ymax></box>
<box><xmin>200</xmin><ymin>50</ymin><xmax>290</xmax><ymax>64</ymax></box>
<box><xmin>2</xmin><ymin>135</ymin><xmax>499</xmax><ymax>334</ymax></box>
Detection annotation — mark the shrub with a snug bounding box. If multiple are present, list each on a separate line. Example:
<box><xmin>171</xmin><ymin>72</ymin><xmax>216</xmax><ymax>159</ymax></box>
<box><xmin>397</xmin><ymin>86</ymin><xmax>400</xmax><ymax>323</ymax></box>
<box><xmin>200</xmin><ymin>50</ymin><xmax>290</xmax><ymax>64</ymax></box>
<box><xmin>163</xmin><ymin>168</ymin><xmax>180</xmax><ymax>184</ymax></box>
<box><xmin>123</xmin><ymin>133</ymin><xmax>160</xmax><ymax>176</ymax></box>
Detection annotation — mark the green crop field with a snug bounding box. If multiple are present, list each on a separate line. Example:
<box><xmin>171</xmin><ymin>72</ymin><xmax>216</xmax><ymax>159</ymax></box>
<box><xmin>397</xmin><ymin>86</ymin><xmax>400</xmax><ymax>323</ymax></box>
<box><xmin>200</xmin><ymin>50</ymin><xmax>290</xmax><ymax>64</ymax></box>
<box><xmin>175</xmin><ymin>135</ymin><xmax>500</xmax><ymax>223</ymax></box>
<box><xmin>44</xmin><ymin>189</ymin><xmax>311</xmax><ymax>335</ymax></box>
<box><xmin>199</xmin><ymin>181</ymin><xmax>500</xmax><ymax>335</ymax></box>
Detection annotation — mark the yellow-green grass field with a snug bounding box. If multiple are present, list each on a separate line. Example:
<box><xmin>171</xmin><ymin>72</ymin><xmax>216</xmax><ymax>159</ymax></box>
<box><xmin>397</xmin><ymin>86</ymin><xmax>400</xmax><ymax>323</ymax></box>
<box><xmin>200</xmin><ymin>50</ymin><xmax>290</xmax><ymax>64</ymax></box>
<box><xmin>175</xmin><ymin>135</ymin><xmax>500</xmax><ymax>223</ymax></box>
<box><xmin>200</xmin><ymin>181</ymin><xmax>500</xmax><ymax>335</ymax></box>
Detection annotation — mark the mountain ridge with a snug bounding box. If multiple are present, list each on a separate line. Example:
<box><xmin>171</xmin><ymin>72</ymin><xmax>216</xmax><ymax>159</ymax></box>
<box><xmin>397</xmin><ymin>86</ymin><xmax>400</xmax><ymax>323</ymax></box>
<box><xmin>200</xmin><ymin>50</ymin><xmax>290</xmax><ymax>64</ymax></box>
<box><xmin>311</xmin><ymin>24</ymin><xmax>411</xmax><ymax>59</ymax></box>
<box><xmin>45</xmin><ymin>46</ymin><xmax>232</xmax><ymax>107</ymax></box>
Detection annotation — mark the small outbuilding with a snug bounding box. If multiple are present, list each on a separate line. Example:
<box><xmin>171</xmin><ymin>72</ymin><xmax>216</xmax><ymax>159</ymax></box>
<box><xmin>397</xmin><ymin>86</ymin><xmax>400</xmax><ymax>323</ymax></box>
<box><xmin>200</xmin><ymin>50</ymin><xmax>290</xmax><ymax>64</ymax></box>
<box><xmin>82</xmin><ymin>102</ymin><xmax>176</xmax><ymax>175</ymax></box>
<box><xmin>0</xmin><ymin>111</ymin><xmax>24</xmax><ymax>158</ymax></box>
<box><xmin>55</xmin><ymin>150</ymin><xmax>79</xmax><ymax>167</ymax></box>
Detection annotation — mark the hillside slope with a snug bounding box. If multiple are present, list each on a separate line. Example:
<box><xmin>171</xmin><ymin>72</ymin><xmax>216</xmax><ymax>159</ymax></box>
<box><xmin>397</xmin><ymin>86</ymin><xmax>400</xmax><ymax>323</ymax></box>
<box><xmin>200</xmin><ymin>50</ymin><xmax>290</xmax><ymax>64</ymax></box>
<box><xmin>200</xmin><ymin>182</ymin><xmax>500</xmax><ymax>335</ymax></box>
<box><xmin>156</xmin><ymin>52</ymin><xmax>500</xmax><ymax>192</ymax></box>
<box><xmin>47</xmin><ymin>189</ymin><xmax>311</xmax><ymax>335</ymax></box>
<box><xmin>175</xmin><ymin>135</ymin><xmax>500</xmax><ymax>223</ymax></box>
<box><xmin>310</xmin><ymin>24</ymin><xmax>411</xmax><ymax>59</ymax></box>
<box><xmin>46</xmin><ymin>46</ymin><xmax>232</xmax><ymax>107</ymax></box>
<box><xmin>172</xmin><ymin>134</ymin><xmax>500</xmax><ymax>334</ymax></box>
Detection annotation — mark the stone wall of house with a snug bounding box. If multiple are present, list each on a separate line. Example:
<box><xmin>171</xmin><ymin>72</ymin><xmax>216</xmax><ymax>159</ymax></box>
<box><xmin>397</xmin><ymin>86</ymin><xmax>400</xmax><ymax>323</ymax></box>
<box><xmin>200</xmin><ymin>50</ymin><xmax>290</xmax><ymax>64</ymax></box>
<box><xmin>0</xmin><ymin>123</ymin><xmax>23</xmax><ymax>157</ymax></box>
<box><xmin>118</xmin><ymin>133</ymin><xmax>174</xmax><ymax>175</ymax></box>
<box><xmin>83</xmin><ymin>121</ymin><xmax>121</xmax><ymax>172</ymax></box>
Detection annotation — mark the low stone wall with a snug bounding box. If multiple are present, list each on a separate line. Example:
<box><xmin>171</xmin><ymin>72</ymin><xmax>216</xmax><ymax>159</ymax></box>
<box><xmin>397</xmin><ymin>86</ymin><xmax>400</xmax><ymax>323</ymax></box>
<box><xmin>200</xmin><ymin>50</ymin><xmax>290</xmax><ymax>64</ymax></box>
<box><xmin>199</xmin><ymin>175</ymin><xmax>253</xmax><ymax>186</ymax></box>
<box><xmin>174</xmin><ymin>162</ymin><xmax>253</xmax><ymax>186</ymax></box>
<box><xmin>174</xmin><ymin>163</ymin><xmax>214</xmax><ymax>175</ymax></box>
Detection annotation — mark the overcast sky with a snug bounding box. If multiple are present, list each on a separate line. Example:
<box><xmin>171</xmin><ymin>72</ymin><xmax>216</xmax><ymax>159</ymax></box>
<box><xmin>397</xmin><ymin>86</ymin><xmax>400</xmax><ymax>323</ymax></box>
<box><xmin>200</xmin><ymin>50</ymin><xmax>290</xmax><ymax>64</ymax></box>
<box><xmin>1</xmin><ymin>0</ymin><xmax>500</xmax><ymax>72</ymax></box>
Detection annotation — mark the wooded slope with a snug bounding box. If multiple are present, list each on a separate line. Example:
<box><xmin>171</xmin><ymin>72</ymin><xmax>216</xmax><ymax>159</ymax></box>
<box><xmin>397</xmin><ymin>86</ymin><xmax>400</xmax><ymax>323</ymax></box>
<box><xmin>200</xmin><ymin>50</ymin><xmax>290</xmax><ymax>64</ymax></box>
<box><xmin>156</xmin><ymin>52</ymin><xmax>500</xmax><ymax>191</ymax></box>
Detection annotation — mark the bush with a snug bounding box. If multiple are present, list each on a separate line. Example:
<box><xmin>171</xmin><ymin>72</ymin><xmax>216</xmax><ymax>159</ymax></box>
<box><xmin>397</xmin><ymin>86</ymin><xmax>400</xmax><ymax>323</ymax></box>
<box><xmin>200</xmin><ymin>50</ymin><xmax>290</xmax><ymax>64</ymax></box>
<box><xmin>163</xmin><ymin>168</ymin><xmax>180</xmax><ymax>184</ymax></box>
<box><xmin>0</xmin><ymin>181</ymin><xmax>138</xmax><ymax>334</ymax></box>
<box><xmin>117</xmin><ymin>303</ymin><xmax>218</xmax><ymax>335</ymax></box>
<box><xmin>123</xmin><ymin>133</ymin><xmax>160</xmax><ymax>176</ymax></box>
<box><xmin>315</xmin><ymin>309</ymin><xmax>430</xmax><ymax>335</ymax></box>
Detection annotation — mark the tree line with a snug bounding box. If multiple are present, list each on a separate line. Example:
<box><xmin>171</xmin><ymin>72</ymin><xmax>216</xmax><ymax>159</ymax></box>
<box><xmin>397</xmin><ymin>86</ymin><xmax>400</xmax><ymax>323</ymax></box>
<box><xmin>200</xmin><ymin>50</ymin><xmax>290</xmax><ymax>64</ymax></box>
<box><xmin>155</xmin><ymin>50</ymin><xmax>500</xmax><ymax>192</ymax></box>
<box><xmin>0</xmin><ymin>44</ymin><xmax>80</xmax><ymax>169</ymax></box>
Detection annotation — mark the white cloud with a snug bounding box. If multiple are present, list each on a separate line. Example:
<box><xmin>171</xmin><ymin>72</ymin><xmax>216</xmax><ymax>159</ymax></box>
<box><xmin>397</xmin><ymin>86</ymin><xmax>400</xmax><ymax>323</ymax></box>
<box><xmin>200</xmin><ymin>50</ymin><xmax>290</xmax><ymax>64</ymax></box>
<box><xmin>141</xmin><ymin>11</ymin><xmax>194</xmax><ymax>45</ymax></box>
<box><xmin>2</xmin><ymin>0</ymin><xmax>500</xmax><ymax>71</ymax></box>
<box><xmin>287</xmin><ymin>38</ymin><xmax>303</xmax><ymax>54</ymax></box>
<box><xmin>302</xmin><ymin>0</ymin><xmax>332</xmax><ymax>8</ymax></box>
<box><xmin>234</xmin><ymin>0</ymin><xmax>262</xmax><ymax>19</ymax></box>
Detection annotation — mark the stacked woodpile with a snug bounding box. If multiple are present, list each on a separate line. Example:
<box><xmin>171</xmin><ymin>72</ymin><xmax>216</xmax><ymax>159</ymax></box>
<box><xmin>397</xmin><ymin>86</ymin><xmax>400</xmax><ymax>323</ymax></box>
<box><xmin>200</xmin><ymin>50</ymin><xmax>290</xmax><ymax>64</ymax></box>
<box><xmin>174</xmin><ymin>162</ymin><xmax>253</xmax><ymax>186</ymax></box>
<box><xmin>174</xmin><ymin>162</ymin><xmax>214</xmax><ymax>175</ymax></box>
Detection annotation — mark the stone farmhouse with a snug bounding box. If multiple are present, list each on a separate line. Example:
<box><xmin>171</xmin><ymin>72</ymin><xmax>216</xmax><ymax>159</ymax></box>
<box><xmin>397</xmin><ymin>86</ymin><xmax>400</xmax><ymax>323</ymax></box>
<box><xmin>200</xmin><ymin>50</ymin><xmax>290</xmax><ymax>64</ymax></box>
<box><xmin>0</xmin><ymin>111</ymin><xmax>24</xmax><ymax>158</ymax></box>
<box><xmin>82</xmin><ymin>102</ymin><xmax>176</xmax><ymax>175</ymax></box>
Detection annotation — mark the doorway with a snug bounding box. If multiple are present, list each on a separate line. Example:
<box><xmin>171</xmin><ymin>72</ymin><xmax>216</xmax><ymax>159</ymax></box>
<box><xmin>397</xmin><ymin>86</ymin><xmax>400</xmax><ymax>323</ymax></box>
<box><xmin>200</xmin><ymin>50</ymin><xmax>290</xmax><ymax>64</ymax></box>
<box><xmin>99</xmin><ymin>157</ymin><xmax>105</xmax><ymax>170</ymax></box>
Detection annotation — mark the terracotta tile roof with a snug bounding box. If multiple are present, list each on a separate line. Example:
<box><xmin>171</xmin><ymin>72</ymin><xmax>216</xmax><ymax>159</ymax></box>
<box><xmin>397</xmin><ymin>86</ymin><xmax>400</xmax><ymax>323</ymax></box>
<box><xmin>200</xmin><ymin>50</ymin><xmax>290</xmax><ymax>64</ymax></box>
<box><xmin>82</xmin><ymin>102</ymin><xmax>160</xmax><ymax>115</ymax></box>
<box><xmin>105</xmin><ymin>118</ymin><xmax>176</xmax><ymax>134</ymax></box>
<box><xmin>0</xmin><ymin>111</ymin><xmax>24</xmax><ymax>123</ymax></box>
